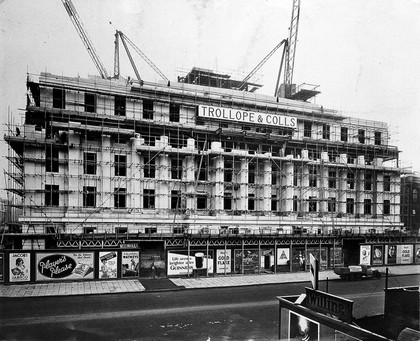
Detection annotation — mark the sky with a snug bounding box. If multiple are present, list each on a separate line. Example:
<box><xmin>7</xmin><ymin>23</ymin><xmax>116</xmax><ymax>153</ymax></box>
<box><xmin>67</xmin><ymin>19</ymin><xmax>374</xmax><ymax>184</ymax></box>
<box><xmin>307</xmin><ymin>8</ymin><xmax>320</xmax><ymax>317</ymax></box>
<box><xmin>1</xmin><ymin>0</ymin><xmax>420</xmax><ymax>197</ymax></box>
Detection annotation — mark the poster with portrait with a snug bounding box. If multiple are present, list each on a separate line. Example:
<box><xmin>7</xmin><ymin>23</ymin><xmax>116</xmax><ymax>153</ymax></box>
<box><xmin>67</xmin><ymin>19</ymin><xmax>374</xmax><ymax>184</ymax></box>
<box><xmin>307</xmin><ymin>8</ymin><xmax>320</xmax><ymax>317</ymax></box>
<box><xmin>360</xmin><ymin>245</ymin><xmax>371</xmax><ymax>265</ymax></box>
<box><xmin>36</xmin><ymin>252</ymin><xmax>94</xmax><ymax>281</ymax></box>
<box><xmin>121</xmin><ymin>251</ymin><xmax>139</xmax><ymax>278</ymax></box>
<box><xmin>372</xmin><ymin>245</ymin><xmax>383</xmax><ymax>265</ymax></box>
<box><xmin>397</xmin><ymin>245</ymin><xmax>413</xmax><ymax>264</ymax></box>
<box><xmin>289</xmin><ymin>312</ymin><xmax>319</xmax><ymax>341</ymax></box>
<box><xmin>415</xmin><ymin>245</ymin><xmax>420</xmax><ymax>264</ymax></box>
<box><xmin>9</xmin><ymin>252</ymin><xmax>30</xmax><ymax>282</ymax></box>
<box><xmin>386</xmin><ymin>245</ymin><xmax>396</xmax><ymax>264</ymax></box>
<box><xmin>99</xmin><ymin>251</ymin><xmax>118</xmax><ymax>279</ymax></box>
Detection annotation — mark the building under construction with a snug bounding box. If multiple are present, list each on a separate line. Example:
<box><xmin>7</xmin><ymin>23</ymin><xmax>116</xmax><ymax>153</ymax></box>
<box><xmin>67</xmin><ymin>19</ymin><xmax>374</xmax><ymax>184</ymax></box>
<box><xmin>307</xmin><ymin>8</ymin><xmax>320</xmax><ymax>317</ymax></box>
<box><xmin>2</xmin><ymin>1</ymin><xmax>419</xmax><ymax>282</ymax></box>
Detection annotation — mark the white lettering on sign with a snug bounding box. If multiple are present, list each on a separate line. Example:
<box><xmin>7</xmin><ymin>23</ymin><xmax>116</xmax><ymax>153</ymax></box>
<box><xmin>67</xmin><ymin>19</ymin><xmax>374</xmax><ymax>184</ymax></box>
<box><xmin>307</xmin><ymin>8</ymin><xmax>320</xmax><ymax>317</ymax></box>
<box><xmin>198</xmin><ymin>105</ymin><xmax>297</xmax><ymax>129</ymax></box>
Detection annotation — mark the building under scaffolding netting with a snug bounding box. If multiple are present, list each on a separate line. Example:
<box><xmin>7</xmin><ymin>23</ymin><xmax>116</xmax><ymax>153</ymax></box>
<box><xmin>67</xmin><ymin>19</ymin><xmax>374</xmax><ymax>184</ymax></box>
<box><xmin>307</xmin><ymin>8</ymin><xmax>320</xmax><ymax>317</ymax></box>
<box><xmin>3</xmin><ymin>69</ymin><xmax>418</xmax><ymax>279</ymax></box>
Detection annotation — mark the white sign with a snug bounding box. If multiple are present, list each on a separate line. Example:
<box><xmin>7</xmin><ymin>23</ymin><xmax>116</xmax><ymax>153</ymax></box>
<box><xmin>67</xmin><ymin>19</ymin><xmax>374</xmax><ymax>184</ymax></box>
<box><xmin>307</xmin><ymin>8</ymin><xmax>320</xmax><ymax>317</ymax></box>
<box><xmin>198</xmin><ymin>105</ymin><xmax>297</xmax><ymax>129</ymax></box>
<box><xmin>216</xmin><ymin>249</ymin><xmax>231</xmax><ymax>274</ymax></box>
<box><xmin>277</xmin><ymin>248</ymin><xmax>290</xmax><ymax>265</ymax></box>
<box><xmin>10</xmin><ymin>253</ymin><xmax>30</xmax><ymax>282</ymax></box>
<box><xmin>397</xmin><ymin>244</ymin><xmax>413</xmax><ymax>264</ymax></box>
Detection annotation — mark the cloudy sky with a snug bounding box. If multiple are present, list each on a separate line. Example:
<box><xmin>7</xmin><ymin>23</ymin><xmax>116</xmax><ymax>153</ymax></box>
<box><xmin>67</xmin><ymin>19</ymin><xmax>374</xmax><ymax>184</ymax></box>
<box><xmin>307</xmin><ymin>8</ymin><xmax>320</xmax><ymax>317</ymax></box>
<box><xmin>1</xmin><ymin>0</ymin><xmax>420</xmax><ymax>196</ymax></box>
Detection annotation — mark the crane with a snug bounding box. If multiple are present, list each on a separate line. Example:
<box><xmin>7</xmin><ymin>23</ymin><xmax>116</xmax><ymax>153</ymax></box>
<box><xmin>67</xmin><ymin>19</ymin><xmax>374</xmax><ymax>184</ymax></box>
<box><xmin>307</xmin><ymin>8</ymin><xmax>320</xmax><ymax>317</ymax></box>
<box><xmin>114</xmin><ymin>30</ymin><xmax>169</xmax><ymax>83</ymax></box>
<box><xmin>275</xmin><ymin>0</ymin><xmax>301</xmax><ymax>98</ymax></box>
<box><xmin>61</xmin><ymin>0</ymin><xmax>109</xmax><ymax>79</ymax></box>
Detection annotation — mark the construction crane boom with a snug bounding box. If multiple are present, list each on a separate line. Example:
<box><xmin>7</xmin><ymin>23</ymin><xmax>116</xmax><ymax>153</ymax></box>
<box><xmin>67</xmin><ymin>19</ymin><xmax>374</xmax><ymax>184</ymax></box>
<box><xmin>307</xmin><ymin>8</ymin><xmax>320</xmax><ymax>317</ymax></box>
<box><xmin>118</xmin><ymin>31</ymin><xmax>169</xmax><ymax>82</ymax></box>
<box><xmin>238</xmin><ymin>39</ymin><xmax>287</xmax><ymax>91</ymax></box>
<box><xmin>61</xmin><ymin>0</ymin><xmax>109</xmax><ymax>79</ymax></box>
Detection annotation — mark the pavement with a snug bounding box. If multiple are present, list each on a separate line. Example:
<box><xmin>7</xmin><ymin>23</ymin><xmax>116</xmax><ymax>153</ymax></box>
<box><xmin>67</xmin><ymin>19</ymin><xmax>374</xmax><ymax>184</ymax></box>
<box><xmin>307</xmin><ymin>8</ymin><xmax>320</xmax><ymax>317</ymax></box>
<box><xmin>0</xmin><ymin>265</ymin><xmax>418</xmax><ymax>298</ymax></box>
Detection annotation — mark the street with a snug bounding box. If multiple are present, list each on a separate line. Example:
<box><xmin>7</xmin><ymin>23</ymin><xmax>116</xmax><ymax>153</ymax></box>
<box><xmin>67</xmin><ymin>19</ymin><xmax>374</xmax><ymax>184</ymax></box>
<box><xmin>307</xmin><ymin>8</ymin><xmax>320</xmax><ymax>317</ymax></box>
<box><xmin>0</xmin><ymin>274</ymin><xmax>418</xmax><ymax>340</ymax></box>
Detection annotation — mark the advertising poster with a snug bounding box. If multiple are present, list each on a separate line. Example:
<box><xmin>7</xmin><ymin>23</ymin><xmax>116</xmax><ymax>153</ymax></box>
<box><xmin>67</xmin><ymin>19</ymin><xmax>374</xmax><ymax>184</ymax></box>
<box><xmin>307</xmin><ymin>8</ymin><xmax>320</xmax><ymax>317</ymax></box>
<box><xmin>10</xmin><ymin>252</ymin><xmax>30</xmax><ymax>282</ymax></box>
<box><xmin>372</xmin><ymin>245</ymin><xmax>383</xmax><ymax>265</ymax></box>
<box><xmin>415</xmin><ymin>245</ymin><xmax>420</xmax><ymax>264</ymax></box>
<box><xmin>99</xmin><ymin>251</ymin><xmax>118</xmax><ymax>279</ymax></box>
<box><xmin>397</xmin><ymin>245</ymin><xmax>413</xmax><ymax>264</ymax></box>
<box><xmin>305</xmin><ymin>247</ymin><xmax>328</xmax><ymax>270</ymax></box>
<box><xmin>0</xmin><ymin>253</ymin><xmax>3</xmax><ymax>282</ymax></box>
<box><xmin>292</xmin><ymin>248</ymin><xmax>306</xmax><ymax>271</ymax></box>
<box><xmin>360</xmin><ymin>245</ymin><xmax>371</xmax><ymax>265</ymax></box>
<box><xmin>36</xmin><ymin>252</ymin><xmax>94</xmax><ymax>281</ymax></box>
<box><xmin>329</xmin><ymin>246</ymin><xmax>343</xmax><ymax>267</ymax></box>
<box><xmin>277</xmin><ymin>248</ymin><xmax>290</xmax><ymax>266</ymax></box>
<box><xmin>386</xmin><ymin>245</ymin><xmax>396</xmax><ymax>264</ymax></box>
<box><xmin>121</xmin><ymin>251</ymin><xmax>139</xmax><ymax>277</ymax></box>
<box><xmin>234</xmin><ymin>249</ymin><xmax>259</xmax><ymax>274</ymax></box>
<box><xmin>167</xmin><ymin>251</ymin><xmax>213</xmax><ymax>276</ymax></box>
<box><xmin>216</xmin><ymin>249</ymin><xmax>231</xmax><ymax>274</ymax></box>
<box><xmin>289</xmin><ymin>312</ymin><xmax>319</xmax><ymax>341</ymax></box>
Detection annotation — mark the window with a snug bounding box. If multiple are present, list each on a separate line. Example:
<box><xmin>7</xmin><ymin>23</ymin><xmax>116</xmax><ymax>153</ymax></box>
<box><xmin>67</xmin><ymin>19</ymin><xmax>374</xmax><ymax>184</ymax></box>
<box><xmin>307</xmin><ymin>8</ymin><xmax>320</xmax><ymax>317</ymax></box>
<box><xmin>143</xmin><ymin>99</ymin><xmax>154</xmax><ymax>120</ymax></box>
<box><xmin>309</xmin><ymin>197</ymin><xmax>317</xmax><ymax>212</ymax></box>
<box><xmin>341</xmin><ymin>127</ymin><xmax>348</xmax><ymax>142</ymax></box>
<box><xmin>143</xmin><ymin>189</ymin><xmax>155</xmax><ymax>209</ymax></box>
<box><xmin>114</xmin><ymin>95</ymin><xmax>126</xmax><ymax>116</ymax></box>
<box><xmin>309</xmin><ymin>168</ymin><xmax>317</xmax><ymax>187</ymax></box>
<box><xmin>197</xmin><ymin>194</ymin><xmax>207</xmax><ymax>209</ymax></box>
<box><xmin>364</xmin><ymin>199</ymin><xmax>372</xmax><ymax>215</ymax></box>
<box><xmin>383</xmin><ymin>200</ymin><xmax>391</xmax><ymax>215</ymax></box>
<box><xmin>224</xmin><ymin>160</ymin><xmax>233</xmax><ymax>182</ymax></box>
<box><xmin>293</xmin><ymin>196</ymin><xmax>298</xmax><ymax>212</ymax></box>
<box><xmin>248</xmin><ymin>164</ymin><xmax>255</xmax><ymax>184</ymax></box>
<box><xmin>294</xmin><ymin>167</ymin><xmax>302</xmax><ymax>186</ymax></box>
<box><xmin>374</xmin><ymin>131</ymin><xmax>381</xmax><ymax>145</ymax></box>
<box><xmin>384</xmin><ymin>175</ymin><xmax>391</xmax><ymax>191</ymax></box>
<box><xmin>248</xmin><ymin>194</ymin><xmax>255</xmax><ymax>211</ymax></box>
<box><xmin>53</xmin><ymin>88</ymin><xmax>65</xmax><ymax>109</ymax></box>
<box><xmin>83</xmin><ymin>186</ymin><xmax>96</xmax><ymax>207</ymax></box>
<box><xmin>347</xmin><ymin>172</ymin><xmax>355</xmax><ymax>189</ymax></box>
<box><xmin>346</xmin><ymin>198</ymin><xmax>354</xmax><ymax>214</ymax></box>
<box><xmin>304</xmin><ymin>121</ymin><xmax>312</xmax><ymax>138</ymax></box>
<box><xmin>171</xmin><ymin>190</ymin><xmax>180</xmax><ymax>210</ymax></box>
<box><xmin>84</xmin><ymin>152</ymin><xmax>97</xmax><ymax>174</ymax></box>
<box><xmin>115</xmin><ymin>155</ymin><xmax>127</xmax><ymax>177</ymax></box>
<box><xmin>169</xmin><ymin>103</ymin><xmax>180</xmax><ymax>122</ymax></box>
<box><xmin>271</xmin><ymin>195</ymin><xmax>277</xmax><ymax>211</ymax></box>
<box><xmin>46</xmin><ymin>146</ymin><xmax>59</xmax><ymax>173</ymax></box>
<box><xmin>84</xmin><ymin>226</ymin><xmax>96</xmax><ymax>234</ymax></box>
<box><xmin>328</xmin><ymin>171</ymin><xmax>336</xmax><ymax>188</ymax></box>
<box><xmin>144</xmin><ymin>156</ymin><xmax>155</xmax><ymax>178</ymax></box>
<box><xmin>171</xmin><ymin>158</ymin><xmax>182</xmax><ymax>180</ymax></box>
<box><xmin>114</xmin><ymin>188</ymin><xmax>126</xmax><ymax>208</ymax></box>
<box><xmin>224</xmin><ymin>192</ymin><xmax>232</xmax><ymax>210</ymax></box>
<box><xmin>358</xmin><ymin>129</ymin><xmax>365</xmax><ymax>144</ymax></box>
<box><xmin>365</xmin><ymin>172</ymin><xmax>373</xmax><ymax>191</ymax></box>
<box><xmin>84</xmin><ymin>92</ymin><xmax>96</xmax><ymax>113</ymax></box>
<box><xmin>328</xmin><ymin>197</ymin><xmax>336</xmax><ymax>212</ymax></box>
<box><xmin>197</xmin><ymin>159</ymin><xmax>207</xmax><ymax>181</ymax></box>
<box><xmin>45</xmin><ymin>185</ymin><xmax>59</xmax><ymax>206</ymax></box>
<box><xmin>322</xmin><ymin>124</ymin><xmax>330</xmax><ymax>140</ymax></box>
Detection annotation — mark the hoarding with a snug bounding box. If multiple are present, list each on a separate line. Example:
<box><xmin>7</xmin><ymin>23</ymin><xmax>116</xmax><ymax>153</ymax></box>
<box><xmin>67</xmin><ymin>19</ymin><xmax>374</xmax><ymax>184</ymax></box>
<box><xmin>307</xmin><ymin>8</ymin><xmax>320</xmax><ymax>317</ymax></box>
<box><xmin>277</xmin><ymin>248</ymin><xmax>290</xmax><ymax>266</ymax></box>
<box><xmin>234</xmin><ymin>249</ymin><xmax>259</xmax><ymax>274</ymax></box>
<box><xmin>99</xmin><ymin>251</ymin><xmax>118</xmax><ymax>278</ymax></box>
<box><xmin>289</xmin><ymin>311</ymin><xmax>320</xmax><ymax>341</ymax></box>
<box><xmin>36</xmin><ymin>252</ymin><xmax>94</xmax><ymax>281</ymax></box>
<box><xmin>121</xmin><ymin>251</ymin><xmax>139</xmax><ymax>278</ymax></box>
<box><xmin>397</xmin><ymin>245</ymin><xmax>413</xmax><ymax>264</ymax></box>
<box><xmin>216</xmin><ymin>249</ymin><xmax>231</xmax><ymax>274</ymax></box>
<box><xmin>359</xmin><ymin>245</ymin><xmax>371</xmax><ymax>265</ymax></box>
<box><xmin>9</xmin><ymin>252</ymin><xmax>30</xmax><ymax>282</ymax></box>
<box><xmin>167</xmin><ymin>251</ymin><xmax>214</xmax><ymax>276</ymax></box>
<box><xmin>198</xmin><ymin>104</ymin><xmax>297</xmax><ymax>129</ymax></box>
<box><xmin>372</xmin><ymin>245</ymin><xmax>383</xmax><ymax>265</ymax></box>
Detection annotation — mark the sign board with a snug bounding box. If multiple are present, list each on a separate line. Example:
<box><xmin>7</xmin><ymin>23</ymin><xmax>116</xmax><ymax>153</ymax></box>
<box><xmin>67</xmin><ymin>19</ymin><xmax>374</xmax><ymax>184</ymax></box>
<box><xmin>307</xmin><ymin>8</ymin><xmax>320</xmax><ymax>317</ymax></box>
<box><xmin>309</xmin><ymin>253</ymin><xmax>319</xmax><ymax>290</ymax></box>
<box><xmin>360</xmin><ymin>245</ymin><xmax>371</xmax><ymax>265</ymax></box>
<box><xmin>216</xmin><ymin>249</ymin><xmax>231</xmax><ymax>274</ymax></box>
<box><xmin>198</xmin><ymin>104</ymin><xmax>297</xmax><ymax>129</ymax></box>
<box><xmin>10</xmin><ymin>252</ymin><xmax>30</xmax><ymax>282</ymax></box>
<box><xmin>305</xmin><ymin>287</ymin><xmax>354</xmax><ymax>323</ymax></box>
<box><xmin>397</xmin><ymin>244</ymin><xmax>413</xmax><ymax>264</ymax></box>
